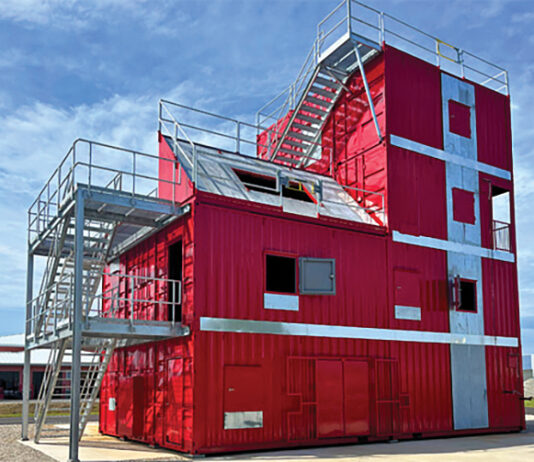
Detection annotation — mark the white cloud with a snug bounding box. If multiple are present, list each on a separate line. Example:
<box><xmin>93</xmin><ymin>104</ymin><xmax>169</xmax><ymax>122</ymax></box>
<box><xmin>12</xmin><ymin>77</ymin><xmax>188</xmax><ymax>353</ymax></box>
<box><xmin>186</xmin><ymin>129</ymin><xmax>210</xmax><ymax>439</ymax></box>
<box><xmin>0</xmin><ymin>0</ymin><xmax>190</xmax><ymax>34</ymax></box>
<box><xmin>0</xmin><ymin>81</ymin><xmax>202</xmax><ymax>331</ymax></box>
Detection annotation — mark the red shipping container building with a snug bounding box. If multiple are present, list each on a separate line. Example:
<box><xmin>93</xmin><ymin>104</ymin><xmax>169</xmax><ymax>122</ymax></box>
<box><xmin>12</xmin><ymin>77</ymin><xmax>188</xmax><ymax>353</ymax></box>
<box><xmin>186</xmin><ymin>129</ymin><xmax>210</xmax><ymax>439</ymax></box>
<box><xmin>22</xmin><ymin>2</ymin><xmax>524</xmax><ymax>460</ymax></box>
<box><xmin>99</xmin><ymin>3</ymin><xmax>524</xmax><ymax>454</ymax></box>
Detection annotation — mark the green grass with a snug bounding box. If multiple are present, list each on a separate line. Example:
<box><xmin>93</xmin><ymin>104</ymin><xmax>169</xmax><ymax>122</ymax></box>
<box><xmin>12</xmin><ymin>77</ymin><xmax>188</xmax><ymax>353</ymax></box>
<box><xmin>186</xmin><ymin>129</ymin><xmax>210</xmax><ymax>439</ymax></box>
<box><xmin>525</xmin><ymin>399</ymin><xmax>534</xmax><ymax>408</ymax></box>
<box><xmin>0</xmin><ymin>410</ymin><xmax>99</xmax><ymax>418</ymax></box>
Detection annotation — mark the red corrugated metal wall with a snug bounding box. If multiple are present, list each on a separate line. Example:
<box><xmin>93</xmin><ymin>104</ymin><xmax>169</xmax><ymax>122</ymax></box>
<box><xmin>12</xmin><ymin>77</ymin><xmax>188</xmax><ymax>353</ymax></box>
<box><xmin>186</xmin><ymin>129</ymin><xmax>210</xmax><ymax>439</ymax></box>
<box><xmin>190</xmin><ymin>196</ymin><xmax>454</xmax><ymax>452</ymax></box>
<box><xmin>99</xmin><ymin>213</ymin><xmax>196</xmax><ymax>452</ymax></box>
<box><xmin>158</xmin><ymin>132</ymin><xmax>194</xmax><ymax>204</ymax></box>
<box><xmin>319</xmin><ymin>54</ymin><xmax>387</xmax><ymax>221</ymax></box>
<box><xmin>475</xmin><ymin>85</ymin><xmax>512</xmax><ymax>171</ymax></box>
<box><xmin>384</xmin><ymin>45</ymin><xmax>443</xmax><ymax>149</ymax></box>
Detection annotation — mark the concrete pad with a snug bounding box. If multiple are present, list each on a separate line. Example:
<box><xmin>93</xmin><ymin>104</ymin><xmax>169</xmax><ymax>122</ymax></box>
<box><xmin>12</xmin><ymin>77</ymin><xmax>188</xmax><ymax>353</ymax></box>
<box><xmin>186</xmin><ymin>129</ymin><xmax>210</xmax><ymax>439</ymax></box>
<box><xmin>21</xmin><ymin>416</ymin><xmax>534</xmax><ymax>462</ymax></box>
<box><xmin>212</xmin><ymin>415</ymin><xmax>534</xmax><ymax>461</ymax></box>
<box><xmin>21</xmin><ymin>422</ymin><xmax>185</xmax><ymax>461</ymax></box>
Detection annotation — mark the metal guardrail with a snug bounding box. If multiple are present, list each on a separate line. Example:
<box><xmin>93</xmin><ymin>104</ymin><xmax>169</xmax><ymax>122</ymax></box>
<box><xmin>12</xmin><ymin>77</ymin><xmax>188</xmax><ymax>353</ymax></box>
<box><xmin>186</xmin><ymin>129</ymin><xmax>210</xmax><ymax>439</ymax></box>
<box><xmin>493</xmin><ymin>220</ymin><xmax>511</xmax><ymax>252</ymax></box>
<box><xmin>27</xmin><ymin>139</ymin><xmax>181</xmax><ymax>245</ymax></box>
<box><xmin>26</xmin><ymin>271</ymin><xmax>183</xmax><ymax>340</ymax></box>
<box><xmin>159</xmin><ymin>99</ymin><xmax>385</xmax><ymax>224</ymax></box>
<box><xmin>257</xmin><ymin>0</ymin><xmax>509</xmax><ymax>128</ymax></box>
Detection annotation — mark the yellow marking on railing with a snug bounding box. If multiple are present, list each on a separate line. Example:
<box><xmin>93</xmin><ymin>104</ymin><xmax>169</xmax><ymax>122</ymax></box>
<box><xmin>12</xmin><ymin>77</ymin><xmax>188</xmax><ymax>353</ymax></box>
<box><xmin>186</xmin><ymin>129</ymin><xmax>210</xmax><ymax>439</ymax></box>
<box><xmin>435</xmin><ymin>39</ymin><xmax>459</xmax><ymax>63</ymax></box>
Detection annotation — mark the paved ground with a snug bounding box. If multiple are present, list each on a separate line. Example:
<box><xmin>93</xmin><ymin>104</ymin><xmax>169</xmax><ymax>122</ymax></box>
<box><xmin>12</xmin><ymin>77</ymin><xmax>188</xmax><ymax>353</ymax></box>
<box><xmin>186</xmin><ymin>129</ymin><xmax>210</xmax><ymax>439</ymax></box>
<box><xmin>5</xmin><ymin>415</ymin><xmax>534</xmax><ymax>462</ymax></box>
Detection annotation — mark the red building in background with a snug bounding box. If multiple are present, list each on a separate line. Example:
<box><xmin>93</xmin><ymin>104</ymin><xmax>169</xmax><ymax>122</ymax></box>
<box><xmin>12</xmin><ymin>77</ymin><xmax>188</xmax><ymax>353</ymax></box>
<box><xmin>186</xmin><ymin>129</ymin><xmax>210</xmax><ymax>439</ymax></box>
<box><xmin>96</xmin><ymin>1</ymin><xmax>524</xmax><ymax>455</ymax></box>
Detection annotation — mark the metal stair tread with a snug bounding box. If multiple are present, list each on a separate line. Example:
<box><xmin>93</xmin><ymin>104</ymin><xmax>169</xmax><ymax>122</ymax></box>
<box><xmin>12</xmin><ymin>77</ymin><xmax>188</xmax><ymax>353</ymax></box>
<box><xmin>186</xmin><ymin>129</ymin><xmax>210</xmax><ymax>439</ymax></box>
<box><xmin>299</xmin><ymin>104</ymin><xmax>328</xmax><ymax>116</ymax></box>
<box><xmin>304</xmin><ymin>95</ymin><xmax>334</xmax><ymax>108</ymax></box>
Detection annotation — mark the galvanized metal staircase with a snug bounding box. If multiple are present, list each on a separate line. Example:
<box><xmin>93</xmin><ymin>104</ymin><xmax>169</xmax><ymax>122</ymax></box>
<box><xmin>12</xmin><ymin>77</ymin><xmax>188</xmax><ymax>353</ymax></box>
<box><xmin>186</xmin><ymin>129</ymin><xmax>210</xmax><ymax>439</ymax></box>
<box><xmin>269</xmin><ymin>66</ymin><xmax>347</xmax><ymax>166</ymax></box>
<box><xmin>269</xmin><ymin>39</ymin><xmax>382</xmax><ymax>168</ymax></box>
<box><xmin>33</xmin><ymin>339</ymin><xmax>117</xmax><ymax>442</ymax></box>
<box><xmin>33</xmin><ymin>215</ymin><xmax>116</xmax><ymax>342</ymax></box>
<box><xmin>32</xmin><ymin>207</ymin><xmax>118</xmax><ymax>442</ymax></box>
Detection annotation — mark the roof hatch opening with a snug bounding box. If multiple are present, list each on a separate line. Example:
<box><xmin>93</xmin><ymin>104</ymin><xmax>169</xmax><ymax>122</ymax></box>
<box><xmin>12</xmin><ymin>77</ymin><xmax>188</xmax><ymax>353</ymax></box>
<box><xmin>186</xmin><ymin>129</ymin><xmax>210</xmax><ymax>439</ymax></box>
<box><xmin>233</xmin><ymin>169</ymin><xmax>316</xmax><ymax>203</ymax></box>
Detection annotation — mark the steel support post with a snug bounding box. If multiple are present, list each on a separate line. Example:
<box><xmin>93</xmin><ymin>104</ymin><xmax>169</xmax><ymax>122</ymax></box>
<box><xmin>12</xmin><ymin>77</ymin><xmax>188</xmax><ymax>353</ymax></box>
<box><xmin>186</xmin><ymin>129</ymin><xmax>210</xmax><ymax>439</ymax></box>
<box><xmin>21</xmin><ymin>251</ymin><xmax>33</xmax><ymax>441</ymax></box>
<box><xmin>68</xmin><ymin>188</ymin><xmax>84</xmax><ymax>462</ymax></box>
<box><xmin>354</xmin><ymin>44</ymin><xmax>383</xmax><ymax>142</ymax></box>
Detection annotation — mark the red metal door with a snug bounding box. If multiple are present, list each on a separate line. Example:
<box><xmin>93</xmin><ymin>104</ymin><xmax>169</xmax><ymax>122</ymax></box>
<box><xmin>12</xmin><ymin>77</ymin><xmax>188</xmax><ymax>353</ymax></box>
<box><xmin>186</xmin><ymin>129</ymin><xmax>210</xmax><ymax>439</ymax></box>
<box><xmin>502</xmin><ymin>352</ymin><xmax>523</xmax><ymax>427</ymax></box>
<box><xmin>101</xmin><ymin>372</ymin><xmax>118</xmax><ymax>436</ymax></box>
<box><xmin>117</xmin><ymin>377</ymin><xmax>133</xmax><ymax>437</ymax></box>
<box><xmin>165</xmin><ymin>357</ymin><xmax>184</xmax><ymax>446</ymax></box>
<box><xmin>316</xmin><ymin>360</ymin><xmax>344</xmax><ymax>438</ymax></box>
<box><xmin>344</xmin><ymin>360</ymin><xmax>370</xmax><ymax>435</ymax></box>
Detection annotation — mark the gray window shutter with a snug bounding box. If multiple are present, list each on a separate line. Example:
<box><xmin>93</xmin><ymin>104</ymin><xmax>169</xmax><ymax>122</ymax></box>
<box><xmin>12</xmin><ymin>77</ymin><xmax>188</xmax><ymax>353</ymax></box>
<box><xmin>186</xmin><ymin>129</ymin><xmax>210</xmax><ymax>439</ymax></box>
<box><xmin>299</xmin><ymin>258</ymin><xmax>336</xmax><ymax>295</ymax></box>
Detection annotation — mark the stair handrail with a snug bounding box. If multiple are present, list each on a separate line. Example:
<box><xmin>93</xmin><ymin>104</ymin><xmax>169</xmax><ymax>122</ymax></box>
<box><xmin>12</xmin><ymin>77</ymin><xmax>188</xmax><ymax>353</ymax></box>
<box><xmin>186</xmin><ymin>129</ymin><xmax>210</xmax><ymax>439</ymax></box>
<box><xmin>257</xmin><ymin>0</ymin><xmax>508</xmax><ymax>131</ymax></box>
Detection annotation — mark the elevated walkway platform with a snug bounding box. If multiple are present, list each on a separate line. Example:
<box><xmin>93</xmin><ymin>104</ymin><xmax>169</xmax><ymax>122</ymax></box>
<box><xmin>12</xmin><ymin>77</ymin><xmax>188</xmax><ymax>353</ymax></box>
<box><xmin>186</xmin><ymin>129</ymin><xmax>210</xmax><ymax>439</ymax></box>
<box><xmin>23</xmin><ymin>139</ymin><xmax>190</xmax><ymax>456</ymax></box>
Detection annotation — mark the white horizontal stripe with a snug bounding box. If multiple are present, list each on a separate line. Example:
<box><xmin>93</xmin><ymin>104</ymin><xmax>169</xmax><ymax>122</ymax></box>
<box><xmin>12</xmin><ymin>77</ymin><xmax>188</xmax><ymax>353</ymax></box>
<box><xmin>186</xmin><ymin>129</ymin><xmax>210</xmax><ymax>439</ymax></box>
<box><xmin>392</xmin><ymin>230</ymin><xmax>515</xmax><ymax>263</ymax></box>
<box><xmin>390</xmin><ymin>134</ymin><xmax>512</xmax><ymax>181</ymax></box>
<box><xmin>200</xmin><ymin>317</ymin><xmax>518</xmax><ymax>348</ymax></box>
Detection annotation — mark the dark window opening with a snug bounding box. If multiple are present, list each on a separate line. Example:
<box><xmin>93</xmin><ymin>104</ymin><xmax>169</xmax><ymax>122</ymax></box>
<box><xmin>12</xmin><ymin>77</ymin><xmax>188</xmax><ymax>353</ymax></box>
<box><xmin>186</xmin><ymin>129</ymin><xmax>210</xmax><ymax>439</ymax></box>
<box><xmin>458</xmin><ymin>279</ymin><xmax>477</xmax><ymax>312</ymax></box>
<box><xmin>266</xmin><ymin>254</ymin><xmax>296</xmax><ymax>294</ymax></box>
<box><xmin>233</xmin><ymin>169</ymin><xmax>315</xmax><ymax>203</ymax></box>
<box><xmin>0</xmin><ymin>371</ymin><xmax>20</xmax><ymax>399</ymax></box>
<box><xmin>32</xmin><ymin>371</ymin><xmax>44</xmax><ymax>399</ymax></box>
<box><xmin>168</xmin><ymin>240</ymin><xmax>183</xmax><ymax>322</ymax></box>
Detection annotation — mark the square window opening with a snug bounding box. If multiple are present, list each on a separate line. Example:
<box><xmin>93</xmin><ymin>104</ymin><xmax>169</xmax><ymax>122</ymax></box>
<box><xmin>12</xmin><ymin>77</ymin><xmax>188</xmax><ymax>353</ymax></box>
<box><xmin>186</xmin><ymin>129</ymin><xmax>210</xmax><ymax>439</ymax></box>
<box><xmin>266</xmin><ymin>254</ymin><xmax>296</xmax><ymax>294</ymax></box>
<box><xmin>458</xmin><ymin>279</ymin><xmax>477</xmax><ymax>312</ymax></box>
<box><xmin>233</xmin><ymin>169</ymin><xmax>315</xmax><ymax>203</ymax></box>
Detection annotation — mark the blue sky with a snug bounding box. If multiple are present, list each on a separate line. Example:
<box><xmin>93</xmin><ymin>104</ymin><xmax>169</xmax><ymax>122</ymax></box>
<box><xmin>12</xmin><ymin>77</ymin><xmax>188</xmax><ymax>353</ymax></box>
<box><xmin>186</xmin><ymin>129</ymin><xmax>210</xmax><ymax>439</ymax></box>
<box><xmin>0</xmin><ymin>0</ymin><xmax>532</xmax><ymax>352</ymax></box>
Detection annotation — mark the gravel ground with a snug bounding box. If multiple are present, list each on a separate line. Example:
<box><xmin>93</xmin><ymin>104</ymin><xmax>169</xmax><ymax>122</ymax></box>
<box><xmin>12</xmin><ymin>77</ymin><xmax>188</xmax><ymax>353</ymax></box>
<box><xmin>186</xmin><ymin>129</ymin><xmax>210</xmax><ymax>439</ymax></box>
<box><xmin>0</xmin><ymin>425</ymin><xmax>55</xmax><ymax>462</ymax></box>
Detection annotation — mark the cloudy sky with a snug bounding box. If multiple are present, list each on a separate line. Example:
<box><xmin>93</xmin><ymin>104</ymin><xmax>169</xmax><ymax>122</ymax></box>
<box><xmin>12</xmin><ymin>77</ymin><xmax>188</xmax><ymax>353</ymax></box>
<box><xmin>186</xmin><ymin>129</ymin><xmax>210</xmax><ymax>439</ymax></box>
<box><xmin>0</xmin><ymin>0</ymin><xmax>532</xmax><ymax>352</ymax></box>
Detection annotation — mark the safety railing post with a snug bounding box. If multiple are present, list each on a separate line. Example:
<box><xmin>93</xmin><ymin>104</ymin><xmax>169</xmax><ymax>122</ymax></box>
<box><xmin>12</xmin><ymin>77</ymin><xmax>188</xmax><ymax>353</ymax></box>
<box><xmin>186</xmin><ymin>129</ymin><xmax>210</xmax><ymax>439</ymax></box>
<box><xmin>172</xmin><ymin>157</ymin><xmax>176</xmax><ymax>205</ymax></box>
<box><xmin>172</xmin><ymin>281</ymin><xmax>175</xmax><ymax>326</ymax></box>
<box><xmin>132</xmin><ymin>151</ymin><xmax>136</xmax><ymax>198</ymax></box>
<box><xmin>88</xmin><ymin>142</ymin><xmax>92</xmax><ymax>192</ymax></box>
<box><xmin>193</xmin><ymin>145</ymin><xmax>198</xmax><ymax>185</ymax></box>
<box><xmin>236</xmin><ymin>122</ymin><xmax>241</xmax><ymax>153</ymax></box>
<box><xmin>158</xmin><ymin>101</ymin><xmax>162</xmax><ymax>133</ymax></box>
<box><xmin>379</xmin><ymin>12</ymin><xmax>385</xmax><ymax>44</ymax></box>
<box><xmin>130</xmin><ymin>276</ymin><xmax>135</xmax><ymax>327</ymax></box>
<box><xmin>72</xmin><ymin>142</ymin><xmax>76</xmax><ymax>193</ymax></box>
<box><xmin>346</xmin><ymin>0</ymin><xmax>352</xmax><ymax>35</ymax></box>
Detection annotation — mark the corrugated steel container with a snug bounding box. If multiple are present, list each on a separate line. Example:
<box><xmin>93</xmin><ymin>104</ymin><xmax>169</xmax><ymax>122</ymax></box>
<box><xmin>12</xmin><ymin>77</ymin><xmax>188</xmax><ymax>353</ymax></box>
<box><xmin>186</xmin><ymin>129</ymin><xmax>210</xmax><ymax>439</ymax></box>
<box><xmin>99</xmin><ymin>39</ymin><xmax>524</xmax><ymax>455</ymax></box>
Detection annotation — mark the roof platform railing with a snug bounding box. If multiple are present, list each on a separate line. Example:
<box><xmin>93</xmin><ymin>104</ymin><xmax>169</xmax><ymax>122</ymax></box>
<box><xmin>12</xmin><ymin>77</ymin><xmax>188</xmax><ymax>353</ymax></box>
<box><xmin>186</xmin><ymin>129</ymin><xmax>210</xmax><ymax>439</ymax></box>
<box><xmin>257</xmin><ymin>0</ymin><xmax>508</xmax><ymax>130</ymax></box>
<box><xmin>158</xmin><ymin>99</ymin><xmax>385</xmax><ymax>226</ymax></box>
<box><xmin>28</xmin><ymin>138</ymin><xmax>189</xmax><ymax>257</ymax></box>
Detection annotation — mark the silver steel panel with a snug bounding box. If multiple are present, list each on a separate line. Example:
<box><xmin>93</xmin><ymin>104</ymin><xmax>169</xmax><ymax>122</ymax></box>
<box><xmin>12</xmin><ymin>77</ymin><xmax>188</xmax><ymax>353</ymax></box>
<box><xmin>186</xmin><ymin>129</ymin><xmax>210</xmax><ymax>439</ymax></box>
<box><xmin>224</xmin><ymin>411</ymin><xmax>263</xmax><ymax>430</ymax></box>
<box><xmin>263</xmin><ymin>293</ymin><xmax>299</xmax><ymax>311</ymax></box>
<box><xmin>441</xmin><ymin>73</ymin><xmax>477</xmax><ymax>159</ymax></box>
<box><xmin>392</xmin><ymin>231</ymin><xmax>515</xmax><ymax>263</ymax></box>
<box><xmin>450</xmin><ymin>344</ymin><xmax>489</xmax><ymax>429</ymax></box>
<box><xmin>442</xmin><ymin>73</ymin><xmax>488</xmax><ymax>431</ymax></box>
<box><xmin>394</xmin><ymin>305</ymin><xmax>421</xmax><ymax>321</ymax></box>
<box><xmin>447</xmin><ymin>252</ymin><xmax>484</xmax><ymax>336</ymax></box>
<box><xmin>389</xmin><ymin>135</ymin><xmax>511</xmax><ymax>181</ymax></box>
<box><xmin>199</xmin><ymin>317</ymin><xmax>518</xmax><ymax>347</ymax></box>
